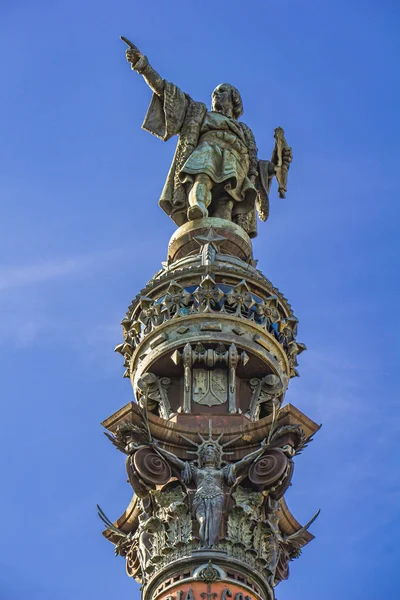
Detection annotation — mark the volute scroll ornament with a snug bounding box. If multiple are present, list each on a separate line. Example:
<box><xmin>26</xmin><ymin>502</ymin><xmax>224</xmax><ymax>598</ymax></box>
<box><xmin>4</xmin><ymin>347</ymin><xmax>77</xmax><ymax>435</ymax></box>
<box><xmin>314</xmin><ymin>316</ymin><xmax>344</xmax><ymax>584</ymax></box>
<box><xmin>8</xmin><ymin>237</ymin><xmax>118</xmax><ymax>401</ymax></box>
<box><xmin>136</xmin><ymin>372</ymin><xmax>172</xmax><ymax>419</ymax></box>
<box><xmin>247</xmin><ymin>374</ymin><xmax>285</xmax><ymax>421</ymax></box>
<box><xmin>248</xmin><ymin>448</ymin><xmax>288</xmax><ymax>490</ymax></box>
<box><xmin>98</xmin><ymin>34</ymin><xmax>320</xmax><ymax>600</ymax></box>
<box><xmin>133</xmin><ymin>447</ymin><xmax>172</xmax><ymax>486</ymax></box>
<box><xmin>126</xmin><ymin>542</ymin><xmax>141</xmax><ymax>579</ymax></box>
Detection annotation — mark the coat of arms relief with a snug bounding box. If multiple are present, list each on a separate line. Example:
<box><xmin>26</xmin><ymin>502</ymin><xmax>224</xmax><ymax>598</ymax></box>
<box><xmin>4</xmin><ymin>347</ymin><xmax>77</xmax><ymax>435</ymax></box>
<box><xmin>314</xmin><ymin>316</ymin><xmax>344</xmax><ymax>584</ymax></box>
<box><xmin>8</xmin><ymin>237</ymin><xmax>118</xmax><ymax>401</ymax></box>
<box><xmin>192</xmin><ymin>369</ymin><xmax>228</xmax><ymax>406</ymax></box>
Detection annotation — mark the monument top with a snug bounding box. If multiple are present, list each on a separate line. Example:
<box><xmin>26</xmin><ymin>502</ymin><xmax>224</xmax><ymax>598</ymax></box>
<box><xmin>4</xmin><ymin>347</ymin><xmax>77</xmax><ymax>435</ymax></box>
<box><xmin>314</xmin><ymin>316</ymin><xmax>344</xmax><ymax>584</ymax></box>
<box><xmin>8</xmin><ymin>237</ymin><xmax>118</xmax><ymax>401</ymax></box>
<box><xmin>121</xmin><ymin>36</ymin><xmax>292</xmax><ymax>238</ymax></box>
<box><xmin>98</xmin><ymin>36</ymin><xmax>319</xmax><ymax>600</ymax></box>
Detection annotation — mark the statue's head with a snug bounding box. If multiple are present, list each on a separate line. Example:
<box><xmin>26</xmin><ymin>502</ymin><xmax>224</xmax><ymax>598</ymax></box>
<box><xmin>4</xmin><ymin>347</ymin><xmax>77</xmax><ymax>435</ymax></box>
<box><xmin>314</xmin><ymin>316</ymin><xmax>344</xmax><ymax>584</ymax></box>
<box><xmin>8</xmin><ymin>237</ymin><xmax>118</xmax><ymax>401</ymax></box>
<box><xmin>212</xmin><ymin>83</ymin><xmax>243</xmax><ymax>119</ymax></box>
<box><xmin>199</xmin><ymin>443</ymin><xmax>221</xmax><ymax>467</ymax></box>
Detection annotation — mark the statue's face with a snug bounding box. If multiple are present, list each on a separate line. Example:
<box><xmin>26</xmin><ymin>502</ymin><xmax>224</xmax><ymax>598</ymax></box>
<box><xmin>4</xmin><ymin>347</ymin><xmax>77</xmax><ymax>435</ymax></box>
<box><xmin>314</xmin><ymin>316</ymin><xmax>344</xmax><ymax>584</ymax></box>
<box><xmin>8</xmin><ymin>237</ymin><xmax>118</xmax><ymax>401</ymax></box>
<box><xmin>201</xmin><ymin>444</ymin><xmax>218</xmax><ymax>467</ymax></box>
<box><xmin>212</xmin><ymin>84</ymin><xmax>233</xmax><ymax>116</ymax></box>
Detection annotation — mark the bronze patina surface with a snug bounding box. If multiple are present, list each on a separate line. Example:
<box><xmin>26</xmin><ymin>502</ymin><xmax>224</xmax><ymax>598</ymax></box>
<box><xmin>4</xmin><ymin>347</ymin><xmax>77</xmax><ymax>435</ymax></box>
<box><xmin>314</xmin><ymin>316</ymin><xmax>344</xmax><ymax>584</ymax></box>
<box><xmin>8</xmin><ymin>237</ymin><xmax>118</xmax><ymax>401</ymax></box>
<box><xmin>121</xmin><ymin>37</ymin><xmax>292</xmax><ymax>238</ymax></box>
<box><xmin>98</xmin><ymin>36</ymin><xmax>319</xmax><ymax>600</ymax></box>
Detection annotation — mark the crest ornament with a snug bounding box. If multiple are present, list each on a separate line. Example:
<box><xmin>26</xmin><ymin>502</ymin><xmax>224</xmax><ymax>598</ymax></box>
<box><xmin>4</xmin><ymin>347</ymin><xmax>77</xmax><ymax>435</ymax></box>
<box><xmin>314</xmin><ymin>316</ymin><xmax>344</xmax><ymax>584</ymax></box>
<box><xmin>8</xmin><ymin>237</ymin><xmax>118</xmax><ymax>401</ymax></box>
<box><xmin>192</xmin><ymin>368</ymin><xmax>228</xmax><ymax>406</ymax></box>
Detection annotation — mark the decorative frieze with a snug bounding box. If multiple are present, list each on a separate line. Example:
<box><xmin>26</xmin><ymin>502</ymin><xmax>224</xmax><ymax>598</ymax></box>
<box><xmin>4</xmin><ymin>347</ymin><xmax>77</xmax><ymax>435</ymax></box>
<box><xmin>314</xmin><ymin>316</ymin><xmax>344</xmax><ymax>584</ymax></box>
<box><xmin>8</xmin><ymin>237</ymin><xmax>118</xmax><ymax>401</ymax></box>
<box><xmin>115</xmin><ymin>276</ymin><xmax>305</xmax><ymax>381</ymax></box>
<box><xmin>100</xmin><ymin>405</ymin><xmax>319</xmax><ymax>592</ymax></box>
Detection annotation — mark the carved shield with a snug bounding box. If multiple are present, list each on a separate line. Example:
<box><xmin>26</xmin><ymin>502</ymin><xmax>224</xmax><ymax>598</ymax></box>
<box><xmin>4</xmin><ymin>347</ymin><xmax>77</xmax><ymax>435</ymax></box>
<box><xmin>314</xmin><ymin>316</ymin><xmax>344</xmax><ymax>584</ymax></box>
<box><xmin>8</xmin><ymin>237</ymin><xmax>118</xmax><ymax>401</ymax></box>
<box><xmin>192</xmin><ymin>368</ymin><xmax>228</xmax><ymax>406</ymax></box>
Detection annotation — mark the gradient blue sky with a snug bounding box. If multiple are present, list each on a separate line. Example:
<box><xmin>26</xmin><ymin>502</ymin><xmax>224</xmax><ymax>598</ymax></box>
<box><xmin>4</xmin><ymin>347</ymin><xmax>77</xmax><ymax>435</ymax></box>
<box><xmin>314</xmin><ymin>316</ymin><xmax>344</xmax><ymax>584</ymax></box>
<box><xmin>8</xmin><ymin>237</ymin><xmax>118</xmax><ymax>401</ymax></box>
<box><xmin>1</xmin><ymin>1</ymin><xmax>399</xmax><ymax>598</ymax></box>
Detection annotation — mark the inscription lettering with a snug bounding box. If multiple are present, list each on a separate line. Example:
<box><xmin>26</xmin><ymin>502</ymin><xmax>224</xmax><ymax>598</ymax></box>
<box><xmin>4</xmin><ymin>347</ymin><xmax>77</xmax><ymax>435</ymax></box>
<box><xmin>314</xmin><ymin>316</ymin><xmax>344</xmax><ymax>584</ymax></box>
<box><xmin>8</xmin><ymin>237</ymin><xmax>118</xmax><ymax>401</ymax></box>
<box><xmin>162</xmin><ymin>588</ymin><xmax>255</xmax><ymax>600</ymax></box>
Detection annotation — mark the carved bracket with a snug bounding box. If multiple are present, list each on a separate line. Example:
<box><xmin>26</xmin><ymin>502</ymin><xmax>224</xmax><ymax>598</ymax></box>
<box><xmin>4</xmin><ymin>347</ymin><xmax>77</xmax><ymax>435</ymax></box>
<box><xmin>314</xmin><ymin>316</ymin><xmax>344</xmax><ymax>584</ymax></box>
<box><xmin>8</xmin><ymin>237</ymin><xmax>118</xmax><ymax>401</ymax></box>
<box><xmin>246</xmin><ymin>374</ymin><xmax>284</xmax><ymax>421</ymax></box>
<box><xmin>136</xmin><ymin>372</ymin><xmax>172</xmax><ymax>419</ymax></box>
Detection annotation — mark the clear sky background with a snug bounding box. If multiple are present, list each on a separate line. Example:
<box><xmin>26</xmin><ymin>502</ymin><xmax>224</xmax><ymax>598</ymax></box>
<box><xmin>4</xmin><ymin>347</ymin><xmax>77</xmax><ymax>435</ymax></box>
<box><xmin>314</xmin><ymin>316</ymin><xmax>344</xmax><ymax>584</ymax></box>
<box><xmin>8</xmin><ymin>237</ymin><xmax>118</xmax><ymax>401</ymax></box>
<box><xmin>1</xmin><ymin>1</ymin><xmax>399</xmax><ymax>598</ymax></box>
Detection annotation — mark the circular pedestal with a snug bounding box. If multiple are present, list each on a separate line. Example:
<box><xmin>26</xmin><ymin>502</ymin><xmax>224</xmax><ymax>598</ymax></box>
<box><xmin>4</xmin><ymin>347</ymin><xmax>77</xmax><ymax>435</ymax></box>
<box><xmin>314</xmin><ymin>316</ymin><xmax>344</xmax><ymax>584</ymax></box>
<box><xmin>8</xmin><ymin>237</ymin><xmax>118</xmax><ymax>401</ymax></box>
<box><xmin>168</xmin><ymin>218</ymin><xmax>253</xmax><ymax>263</ymax></box>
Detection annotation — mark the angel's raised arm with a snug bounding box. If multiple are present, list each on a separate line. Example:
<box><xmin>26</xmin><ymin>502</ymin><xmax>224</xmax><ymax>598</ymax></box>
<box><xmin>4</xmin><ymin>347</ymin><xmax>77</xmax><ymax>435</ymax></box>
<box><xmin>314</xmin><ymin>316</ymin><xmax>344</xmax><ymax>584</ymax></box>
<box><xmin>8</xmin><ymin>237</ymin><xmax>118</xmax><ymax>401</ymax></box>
<box><xmin>152</xmin><ymin>441</ymin><xmax>187</xmax><ymax>472</ymax></box>
<box><xmin>233</xmin><ymin>439</ymin><xmax>268</xmax><ymax>477</ymax></box>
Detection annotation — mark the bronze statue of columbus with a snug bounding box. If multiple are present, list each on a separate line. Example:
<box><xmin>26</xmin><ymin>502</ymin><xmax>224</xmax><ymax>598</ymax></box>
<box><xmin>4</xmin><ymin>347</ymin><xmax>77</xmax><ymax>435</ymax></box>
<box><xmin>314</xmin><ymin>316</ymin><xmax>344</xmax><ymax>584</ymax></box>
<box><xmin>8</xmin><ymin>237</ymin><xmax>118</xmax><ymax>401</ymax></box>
<box><xmin>122</xmin><ymin>38</ymin><xmax>292</xmax><ymax>238</ymax></box>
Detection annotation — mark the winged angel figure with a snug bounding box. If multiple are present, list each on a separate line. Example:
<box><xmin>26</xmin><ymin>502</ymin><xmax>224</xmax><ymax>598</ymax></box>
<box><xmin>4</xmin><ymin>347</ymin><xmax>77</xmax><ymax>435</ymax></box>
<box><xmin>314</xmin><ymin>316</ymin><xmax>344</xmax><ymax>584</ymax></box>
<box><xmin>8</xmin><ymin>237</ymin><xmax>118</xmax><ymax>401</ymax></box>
<box><xmin>151</xmin><ymin>434</ymin><xmax>269</xmax><ymax>548</ymax></box>
<box><xmin>122</xmin><ymin>37</ymin><xmax>292</xmax><ymax>238</ymax></box>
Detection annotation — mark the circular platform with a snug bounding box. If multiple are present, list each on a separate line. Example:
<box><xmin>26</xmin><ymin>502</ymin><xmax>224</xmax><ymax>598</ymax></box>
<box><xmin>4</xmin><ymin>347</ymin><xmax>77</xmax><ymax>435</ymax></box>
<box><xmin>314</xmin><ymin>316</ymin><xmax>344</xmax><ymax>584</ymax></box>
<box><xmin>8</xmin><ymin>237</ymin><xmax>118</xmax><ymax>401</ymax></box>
<box><xmin>168</xmin><ymin>217</ymin><xmax>253</xmax><ymax>263</ymax></box>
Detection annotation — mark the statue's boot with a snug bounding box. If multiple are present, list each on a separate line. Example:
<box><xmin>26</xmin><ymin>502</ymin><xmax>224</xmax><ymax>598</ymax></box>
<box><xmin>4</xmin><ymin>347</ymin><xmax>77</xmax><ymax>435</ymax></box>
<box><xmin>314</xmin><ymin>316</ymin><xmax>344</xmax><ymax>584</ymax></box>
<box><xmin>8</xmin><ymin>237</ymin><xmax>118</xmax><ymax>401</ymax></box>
<box><xmin>187</xmin><ymin>176</ymin><xmax>212</xmax><ymax>221</ymax></box>
<box><xmin>212</xmin><ymin>198</ymin><xmax>233</xmax><ymax>220</ymax></box>
<box><xmin>188</xmin><ymin>201</ymin><xmax>208</xmax><ymax>220</ymax></box>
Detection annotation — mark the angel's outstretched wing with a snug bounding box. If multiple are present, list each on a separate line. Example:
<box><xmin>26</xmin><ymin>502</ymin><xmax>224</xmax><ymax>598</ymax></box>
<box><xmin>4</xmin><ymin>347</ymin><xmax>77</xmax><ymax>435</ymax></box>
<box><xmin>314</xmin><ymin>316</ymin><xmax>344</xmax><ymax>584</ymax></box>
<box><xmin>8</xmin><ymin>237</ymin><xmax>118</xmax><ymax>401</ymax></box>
<box><xmin>269</xmin><ymin>423</ymin><xmax>322</xmax><ymax>456</ymax></box>
<box><xmin>103</xmin><ymin>418</ymin><xmax>152</xmax><ymax>454</ymax></box>
<box><xmin>296</xmin><ymin>424</ymin><xmax>322</xmax><ymax>456</ymax></box>
<box><xmin>97</xmin><ymin>504</ymin><xmax>135</xmax><ymax>556</ymax></box>
<box><xmin>103</xmin><ymin>431</ymin><xmax>127</xmax><ymax>454</ymax></box>
<box><xmin>286</xmin><ymin>508</ymin><xmax>321</xmax><ymax>543</ymax></box>
<box><xmin>97</xmin><ymin>504</ymin><xmax>127</xmax><ymax>538</ymax></box>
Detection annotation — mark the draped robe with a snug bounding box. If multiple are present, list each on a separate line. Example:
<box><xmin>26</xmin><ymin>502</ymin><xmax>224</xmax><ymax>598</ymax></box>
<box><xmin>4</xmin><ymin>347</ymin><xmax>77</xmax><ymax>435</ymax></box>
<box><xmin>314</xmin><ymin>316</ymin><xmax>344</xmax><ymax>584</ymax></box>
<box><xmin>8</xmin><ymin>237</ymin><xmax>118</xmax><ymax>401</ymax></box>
<box><xmin>142</xmin><ymin>81</ymin><xmax>273</xmax><ymax>238</ymax></box>
<box><xmin>182</xmin><ymin>462</ymin><xmax>236</xmax><ymax>548</ymax></box>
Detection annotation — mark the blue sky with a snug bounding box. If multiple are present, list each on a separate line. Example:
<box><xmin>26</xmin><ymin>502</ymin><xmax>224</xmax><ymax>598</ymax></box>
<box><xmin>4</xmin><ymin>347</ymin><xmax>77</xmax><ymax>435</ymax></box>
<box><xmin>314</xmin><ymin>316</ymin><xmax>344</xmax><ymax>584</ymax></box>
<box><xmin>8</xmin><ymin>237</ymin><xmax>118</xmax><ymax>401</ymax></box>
<box><xmin>1</xmin><ymin>1</ymin><xmax>399</xmax><ymax>598</ymax></box>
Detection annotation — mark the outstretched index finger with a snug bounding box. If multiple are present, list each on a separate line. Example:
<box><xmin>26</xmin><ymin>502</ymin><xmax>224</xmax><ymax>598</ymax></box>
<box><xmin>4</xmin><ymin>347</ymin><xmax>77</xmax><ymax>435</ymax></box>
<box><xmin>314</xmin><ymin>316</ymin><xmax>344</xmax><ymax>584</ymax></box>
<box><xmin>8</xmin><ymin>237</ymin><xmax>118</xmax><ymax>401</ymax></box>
<box><xmin>120</xmin><ymin>36</ymin><xmax>139</xmax><ymax>51</ymax></box>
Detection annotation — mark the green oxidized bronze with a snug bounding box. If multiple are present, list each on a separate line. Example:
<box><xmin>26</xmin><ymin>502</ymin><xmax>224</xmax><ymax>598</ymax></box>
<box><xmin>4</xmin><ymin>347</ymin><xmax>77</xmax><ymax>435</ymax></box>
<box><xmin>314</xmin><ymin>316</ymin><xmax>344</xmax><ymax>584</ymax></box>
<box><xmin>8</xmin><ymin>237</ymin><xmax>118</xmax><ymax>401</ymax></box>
<box><xmin>121</xmin><ymin>37</ymin><xmax>292</xmax><ymax>238</ymax></box>
<box><xmin>98</xmin><ymin>36</ymin><xmax>320</xmax><ymax>600</ymax></box>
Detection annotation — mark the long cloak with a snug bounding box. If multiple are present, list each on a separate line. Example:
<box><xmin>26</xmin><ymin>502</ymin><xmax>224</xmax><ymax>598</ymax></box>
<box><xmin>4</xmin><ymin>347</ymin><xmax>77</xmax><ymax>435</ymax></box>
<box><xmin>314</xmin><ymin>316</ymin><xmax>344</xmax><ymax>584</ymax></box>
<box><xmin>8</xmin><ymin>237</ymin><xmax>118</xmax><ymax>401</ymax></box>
<box><xmin>142</xmin><ymin>81</ymin><xmax>273</xmax><ymax>237</ymax></box>
<box><xmin>142</xmin><ymin>81</ymin><xmax>207</xmax><ymax>227</ymax></box>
